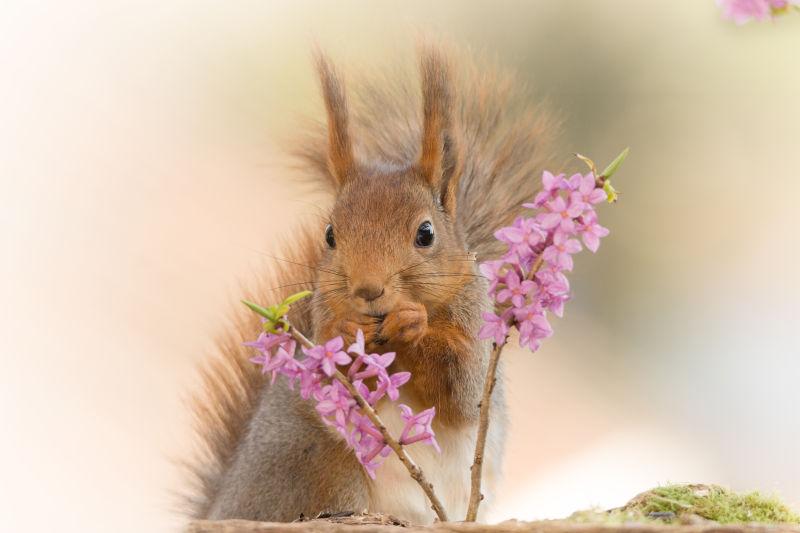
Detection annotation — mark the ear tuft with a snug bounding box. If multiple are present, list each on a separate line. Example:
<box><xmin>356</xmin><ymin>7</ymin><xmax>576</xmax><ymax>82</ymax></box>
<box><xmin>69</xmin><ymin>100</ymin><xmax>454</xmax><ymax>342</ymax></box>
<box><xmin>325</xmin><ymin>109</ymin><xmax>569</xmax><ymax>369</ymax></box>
<box><xmin>418</xmin><ymin>45</ymin><xmax>462</xmax><ymax>215</ymax></box>
<box><xmin>315</xmin><ymin>51</ymin><xmax>355</xmax><ymax>186</ymax></box>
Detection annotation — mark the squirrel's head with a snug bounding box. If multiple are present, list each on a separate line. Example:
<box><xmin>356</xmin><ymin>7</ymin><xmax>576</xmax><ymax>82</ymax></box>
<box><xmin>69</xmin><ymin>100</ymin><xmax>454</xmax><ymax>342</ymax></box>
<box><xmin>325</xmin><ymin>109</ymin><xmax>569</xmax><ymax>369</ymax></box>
<box><xmin>314</xmin><ymin>49</ymin><xmax>474</xmax><ymax>318</ymax></box>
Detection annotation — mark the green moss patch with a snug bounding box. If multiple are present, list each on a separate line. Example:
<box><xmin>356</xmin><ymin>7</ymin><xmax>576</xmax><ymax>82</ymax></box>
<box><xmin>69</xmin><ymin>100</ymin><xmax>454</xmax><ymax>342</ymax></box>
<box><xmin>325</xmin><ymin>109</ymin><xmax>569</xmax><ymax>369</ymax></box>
<box><xmin>568</xmin><ymin>484</ymin><xmax>800</xmax><ymax>525</ymax></box>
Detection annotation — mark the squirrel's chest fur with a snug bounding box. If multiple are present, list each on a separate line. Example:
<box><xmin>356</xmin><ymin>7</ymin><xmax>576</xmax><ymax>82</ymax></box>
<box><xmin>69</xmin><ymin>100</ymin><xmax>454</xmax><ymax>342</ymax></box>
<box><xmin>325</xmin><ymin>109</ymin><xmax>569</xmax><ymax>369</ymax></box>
<box><xmin>366</xmin><ymin>391</ymin><xmax>505</xmax><ymax>524</ymax></box>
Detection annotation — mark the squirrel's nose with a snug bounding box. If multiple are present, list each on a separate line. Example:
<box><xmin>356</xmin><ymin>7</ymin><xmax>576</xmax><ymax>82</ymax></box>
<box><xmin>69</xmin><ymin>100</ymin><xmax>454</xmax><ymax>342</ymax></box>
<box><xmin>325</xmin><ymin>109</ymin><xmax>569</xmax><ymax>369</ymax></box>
<box><xmin>353</xmin><ymin>280</ymin><xmax>385</xmax><ymax>302</ymax></box>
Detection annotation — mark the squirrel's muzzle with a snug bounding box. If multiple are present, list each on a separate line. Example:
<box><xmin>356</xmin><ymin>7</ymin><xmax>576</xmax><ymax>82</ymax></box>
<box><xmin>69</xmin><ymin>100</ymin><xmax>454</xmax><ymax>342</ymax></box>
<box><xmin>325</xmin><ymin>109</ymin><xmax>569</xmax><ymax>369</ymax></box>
<box><xmin>352</xmin><ymin>279</ymin><xmax>385</xmax><ymax>302</ymax></box>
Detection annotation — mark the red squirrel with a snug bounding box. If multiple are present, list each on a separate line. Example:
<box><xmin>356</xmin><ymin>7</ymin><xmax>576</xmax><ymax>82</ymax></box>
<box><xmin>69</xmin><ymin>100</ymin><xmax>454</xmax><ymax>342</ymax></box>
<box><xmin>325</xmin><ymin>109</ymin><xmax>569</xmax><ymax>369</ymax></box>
<box><xmin>184</xmin><ymin>44</ymin><xmax>558</xmax><ymax>524</ymax></box>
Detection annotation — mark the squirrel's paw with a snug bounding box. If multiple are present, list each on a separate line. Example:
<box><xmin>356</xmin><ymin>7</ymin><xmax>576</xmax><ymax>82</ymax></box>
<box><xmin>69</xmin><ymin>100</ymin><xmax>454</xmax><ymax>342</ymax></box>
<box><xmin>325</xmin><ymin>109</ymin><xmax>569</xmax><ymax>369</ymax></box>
<box><xmin>329</xmin><ymin>314</ymin><xmax>381</xmax><ymax>349</ymax></box>
<box><xmin>380</xmin><ymin>300</ymin><xmax>428</xmax><ymax>346</ymax></box>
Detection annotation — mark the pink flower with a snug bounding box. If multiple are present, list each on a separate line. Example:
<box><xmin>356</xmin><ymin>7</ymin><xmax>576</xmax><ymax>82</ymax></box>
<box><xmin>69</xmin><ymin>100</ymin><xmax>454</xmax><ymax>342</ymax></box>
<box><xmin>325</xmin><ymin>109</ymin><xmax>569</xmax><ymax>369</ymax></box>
<box><xmin>536</xmin><ymin>267</ymin><xmax>570</xmax><ymax>294</ymax></box>
<box><xmin>350</xmin><ymin>410</ymin><xmax>382</xmax><ymax>439</ymax></box>
<box><xmin>354</xmin><ymin>435</ymin><xmax>392</xmax><ymax>479</ymax></box>
<box><xmin>398</xmin><ymin>405</ymin><xmax>441</xmax><ymax>453</ymax></box>
<box><xmin>349</xmin><ymin>413</ymin><xmax>391</xmax><ymax>479</ymax></box>
<box><xmin>494</xmin><ymin>217</ymin><xmax>546</xmax><ymax>257</ymax></box>
<box><xmin>358</xmin><ymin>446</ymin><xmax>391</xmax><ymax>479</ymax></box>
<box><xmin>247</xmin><ymin>346</ymin><xmax>271</xmax><ymax>369</ymax></box>
<box><xmin>543</xmin><ymin>170</ymin><xmax>565</xmax><ymax>190</ymax></box>
<box><xmin>543</xmin><ymin>293</ymin><xmax>568</xmax><ymax>318</ymax></box>
<box><xmin>298</xmin><ymin>369</ymin><xmax>323</xmax><ymax>400</ymax></box>
<box><xmin>478</xmin><ymin>310</ymin><xmax>510</xmax><ymax>345</ymax></box>
<box><xmin>373</xmin><ymin>371</ymin><xmax>411</xmax><ymax>402</ymax></box>
<box><xmin>244</xmin><ymin>331</ymin><xmax>290</xmax><ymax>351</ymax></box>
<box><xmin>347</xmin><ymin>330</ymin><xmax>398</xmax><ymax>382</ymax></box>
<box><xmin>316</xmin><ymin>380</ymin><xmax>355</xmax><ymax>428</ymax></box>
<box><xmin>577</xmin><ymin>212</ymin><xmax>610</xmax><ymax>253</ymax></box>
<box><xmin>495</xmin><ymin>271</ymin><xmax>536</xmax><ymax>308</ymax></box>
<box><xmin>537</xmin><ymin>196</ymin><xmax>585</xmax><ymax>234</ymax></box>
<box><xmin>264</xmin><ymin>343</ymin><xmax>301</xmax><ymax>384</ymax></box>
<box><xmin>246</xmin><ymin>333</ymin><xmax>299</xmax><ymax>383</ymax></box>
<box><xmin>347</xmin><ymin>329</ymin><xmax>366</xmax><ymax>357</ymax></box>
<box><xmin>717</xmin><ymin>0</ymin><xmax>774</xmax><ymax>24</ymax></box>
<box><xmin>570</xmin><ymin>173</ymin><xmax>606</xmax><ymax>208</ymax></box>
<box><xmin>303</xmin><ymin>336</ymin><xmax>351</xmax><ymax>377</ymax></box>
<box><xmin>536</xmin><ymin>268</ymin><xmax>570</xmax><ymax>317</ymax></box>
<box><xmin>480</xmin><ymin>259</ymin><xmax>506</xmax><ymax>295</ymax></box>
<box><xmin>245</xmin><ymin>331</ymin><xmax>291</xmax><ymax>362</ymax></box>
<box><xmin>528</xmin><ymin>170</ymin><xmax>567</xmax><ymax>207</ymax></box>
<box><xmin>563</xmin><ymin>173</ymin><xmax>583</xmax><ymax>191</ymax></box>
<box><xmin>349</xmin><ymin>350</ymin><xmax>396</xmax><ymax>381</ymax></box>
<box><xmin>512</xmin><ymin>305</ymin><xmax>553</xmax><ymax>351</ymax></box>
<box><xmin>542</xmin><ymin>231</ymin><xmax>582</xmax><ymax>271</ymax></box>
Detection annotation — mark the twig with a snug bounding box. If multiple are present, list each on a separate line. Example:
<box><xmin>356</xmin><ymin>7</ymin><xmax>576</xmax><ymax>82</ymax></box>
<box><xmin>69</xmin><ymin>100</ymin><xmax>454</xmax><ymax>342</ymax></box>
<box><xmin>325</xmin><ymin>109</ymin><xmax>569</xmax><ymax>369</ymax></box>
<box><xmin>288</xmin><ymin>326</ymin><xmax>450</xmax><ymax>522</ymax></box>
<box><xmin>465</xmin><ymin>341</ymin><xmax>504</xmax><ymax>521</ymax></box>
<box><xmin>466</xmin><ymin>255</ymin><xmax>544</xmax><ymax>522</ymax></box>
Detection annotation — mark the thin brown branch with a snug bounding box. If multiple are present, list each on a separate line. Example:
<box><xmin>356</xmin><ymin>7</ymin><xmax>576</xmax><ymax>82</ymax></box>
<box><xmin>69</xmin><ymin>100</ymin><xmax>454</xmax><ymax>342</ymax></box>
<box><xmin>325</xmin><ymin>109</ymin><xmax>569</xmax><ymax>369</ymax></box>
<box><xmin>287</xmin><ymin>326</ymin><xmax>450</xmax><ymax>522</ymax></box>
<box><xmin>465</xmin><ymin>341</ymin><xmax>504</xmax><ymax>522</ymax></box>
<box><xmin>466</xmin><ymin>254</ymin><xmax>545</xmax><ymax>522</ymax></box>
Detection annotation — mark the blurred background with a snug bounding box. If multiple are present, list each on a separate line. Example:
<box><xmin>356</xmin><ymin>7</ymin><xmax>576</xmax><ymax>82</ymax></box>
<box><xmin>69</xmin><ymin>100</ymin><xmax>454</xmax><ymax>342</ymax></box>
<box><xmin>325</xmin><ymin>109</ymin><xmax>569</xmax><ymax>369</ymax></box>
<box><xmin>1</xmin><ymin>1</ymin><xmax>798</xmax><ymax>532</ymax></box>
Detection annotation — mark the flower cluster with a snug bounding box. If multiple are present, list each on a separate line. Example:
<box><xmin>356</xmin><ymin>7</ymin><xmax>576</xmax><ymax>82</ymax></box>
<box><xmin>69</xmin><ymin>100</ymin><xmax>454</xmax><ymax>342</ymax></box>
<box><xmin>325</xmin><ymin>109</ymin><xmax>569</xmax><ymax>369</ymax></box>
<box><xmin>478</xmin><ymin>171</ymin><xmax>610</xmax><ymax>352</ymax></box>
<box><xmin>246</xmin><ymin>327</ymin><xmax>439</xmax><ymax>478</ymax></box>
<box><xmin>717</xmin><ymin>0</ymin><xmax>798</xmax><ymax>24</ymax></box>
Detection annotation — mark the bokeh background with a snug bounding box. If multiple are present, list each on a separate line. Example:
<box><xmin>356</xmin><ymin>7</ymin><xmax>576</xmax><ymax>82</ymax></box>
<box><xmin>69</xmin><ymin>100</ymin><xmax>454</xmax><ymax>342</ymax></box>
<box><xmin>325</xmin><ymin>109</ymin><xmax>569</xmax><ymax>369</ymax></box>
<box><xmin>1</xmin><ymin>1</ymin><xmax>798</xmax><ymax>532</ymax></box>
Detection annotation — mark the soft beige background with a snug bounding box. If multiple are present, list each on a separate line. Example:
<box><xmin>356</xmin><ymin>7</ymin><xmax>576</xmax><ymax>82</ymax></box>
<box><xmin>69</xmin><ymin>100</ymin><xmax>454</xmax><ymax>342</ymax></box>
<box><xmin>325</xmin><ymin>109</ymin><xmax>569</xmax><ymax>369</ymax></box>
<box><xmin>1</xmin><ymin>2</ymin><xmax>798</xmax><ymax>532</ymax></box>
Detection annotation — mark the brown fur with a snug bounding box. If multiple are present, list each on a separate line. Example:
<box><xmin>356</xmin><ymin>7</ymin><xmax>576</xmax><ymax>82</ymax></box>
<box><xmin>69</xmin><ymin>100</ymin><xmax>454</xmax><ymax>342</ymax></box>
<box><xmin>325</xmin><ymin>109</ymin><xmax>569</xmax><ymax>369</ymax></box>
<box><xmin>182</xmin><ymin>229</ymin><xmax>322</xmax><ymax>518</ymax></box>
<box><xmin>184</xmin><ymin>43</ymin><xmax>559</xmax><ymax>522</ymax></box>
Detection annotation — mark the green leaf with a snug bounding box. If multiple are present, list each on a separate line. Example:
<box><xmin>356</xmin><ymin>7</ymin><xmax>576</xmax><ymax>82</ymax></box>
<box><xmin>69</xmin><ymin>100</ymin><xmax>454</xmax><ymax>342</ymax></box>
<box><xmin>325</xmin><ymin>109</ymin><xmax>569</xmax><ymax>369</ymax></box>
<box><xmin>600</xmin><ymin>147</ymin><xmax>629</xmax><ymax>180</ymax></box>
<box><xmin>274</xmin><ymin>304</ymin><xmax>290</xmax><ymax>318</ymax></box>
<box><xmin>282</xmin><ymin>290</ymin><xmax>313</xmax><ymax>306</ymax></box>
<box><xmin>242</xmin><ymin>300</ymin><xmax>277</xmax><ymax>321</ymax></box>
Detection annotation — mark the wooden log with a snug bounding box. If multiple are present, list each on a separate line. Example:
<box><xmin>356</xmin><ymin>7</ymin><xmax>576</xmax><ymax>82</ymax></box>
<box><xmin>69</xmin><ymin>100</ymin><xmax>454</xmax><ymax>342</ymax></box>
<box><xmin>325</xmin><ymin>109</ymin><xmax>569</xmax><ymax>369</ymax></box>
<box><xmin>188</xmin><ymin>517</ymin><xmax>800</xmax><ymax>533</ymax></box>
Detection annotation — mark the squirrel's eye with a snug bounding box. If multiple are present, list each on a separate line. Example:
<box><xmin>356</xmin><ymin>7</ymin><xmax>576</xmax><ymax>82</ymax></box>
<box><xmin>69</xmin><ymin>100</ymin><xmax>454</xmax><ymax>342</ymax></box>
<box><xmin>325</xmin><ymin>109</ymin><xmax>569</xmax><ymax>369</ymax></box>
<box><xmin>415</xmin><ymin>221</ymin><xmax>434</xmax><ymax>248</ymax></box>
<box><xmin>325</xmin><ymin>224</ymin><xmax>336</xmax><ymax>249</ymax></box>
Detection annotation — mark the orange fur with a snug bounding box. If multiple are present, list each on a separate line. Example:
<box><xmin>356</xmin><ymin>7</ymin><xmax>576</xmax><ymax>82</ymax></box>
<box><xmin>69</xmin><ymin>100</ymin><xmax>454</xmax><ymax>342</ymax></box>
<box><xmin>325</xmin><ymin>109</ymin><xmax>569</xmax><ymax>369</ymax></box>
<box><xmin>315</xmin><ymin>52</ymin><xmax>356</xmax><ymax>185</ymax></box>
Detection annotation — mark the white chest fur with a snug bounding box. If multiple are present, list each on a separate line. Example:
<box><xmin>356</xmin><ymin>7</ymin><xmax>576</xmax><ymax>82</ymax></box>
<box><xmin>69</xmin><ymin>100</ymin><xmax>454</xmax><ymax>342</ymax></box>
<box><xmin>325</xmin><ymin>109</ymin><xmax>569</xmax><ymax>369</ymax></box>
<box><xmin>366</xmin><ymin>397</ymin><xmax>502</xmax><ymax>524</ymax></box>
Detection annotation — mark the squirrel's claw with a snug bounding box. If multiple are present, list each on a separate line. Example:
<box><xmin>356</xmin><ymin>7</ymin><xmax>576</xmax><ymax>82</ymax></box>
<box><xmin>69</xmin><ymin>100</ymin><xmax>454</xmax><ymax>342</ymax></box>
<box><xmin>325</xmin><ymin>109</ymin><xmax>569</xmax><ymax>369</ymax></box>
<box><xmin>379</xmin><ymin>300</ymin><xmax>428</xmax><ymax>347</ymax></box>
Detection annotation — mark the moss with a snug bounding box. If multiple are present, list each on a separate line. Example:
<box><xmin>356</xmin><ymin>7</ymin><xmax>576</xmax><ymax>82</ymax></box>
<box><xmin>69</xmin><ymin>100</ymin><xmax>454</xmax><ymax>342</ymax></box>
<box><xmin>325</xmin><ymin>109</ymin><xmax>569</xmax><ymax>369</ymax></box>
<box><xmin>567</xmin><ymin>484</ymin><xmax>800</xmax><ymax>525</ymax></box>
<box><xmin>567</xmin><ymin>508</ymin><xmax>660</xmax><ymax>525</ymax></box>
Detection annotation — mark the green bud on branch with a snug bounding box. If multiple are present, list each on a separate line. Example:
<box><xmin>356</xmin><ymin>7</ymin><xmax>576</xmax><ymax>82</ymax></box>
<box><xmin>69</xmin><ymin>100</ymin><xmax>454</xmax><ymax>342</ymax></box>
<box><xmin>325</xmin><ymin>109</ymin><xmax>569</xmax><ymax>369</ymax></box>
<box><xmin>600</xmin><ymin>147</ymin><xmax>629</xmax><ymax>180</ymax></box>
<box><xmin>242</xmin><ymin>290</ymin><xmax>312</xmax><ymax>333</ymax></box>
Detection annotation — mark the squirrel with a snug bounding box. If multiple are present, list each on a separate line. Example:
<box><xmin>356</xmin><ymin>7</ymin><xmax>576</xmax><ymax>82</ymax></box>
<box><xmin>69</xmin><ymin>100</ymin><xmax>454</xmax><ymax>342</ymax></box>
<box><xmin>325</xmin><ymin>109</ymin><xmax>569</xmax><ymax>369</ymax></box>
<box><xmin>183</xmin><ymin>44</ymin><xmax>558</xmax><ymax>524</ymax></box>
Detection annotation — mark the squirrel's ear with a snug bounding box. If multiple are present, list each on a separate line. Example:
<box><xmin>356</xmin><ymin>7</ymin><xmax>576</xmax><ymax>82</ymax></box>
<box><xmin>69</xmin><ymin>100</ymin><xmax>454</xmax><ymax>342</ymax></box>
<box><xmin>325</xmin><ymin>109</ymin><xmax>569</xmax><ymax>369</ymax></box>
<box><xmin>315</xmin><ymin>52</ymin><xmax>355</xmax><ymax>187</ymax></box>
<box><xmin>418</xmin><ymin>46</ymin><xmax>462</xmax><ymax>216</ymax></box>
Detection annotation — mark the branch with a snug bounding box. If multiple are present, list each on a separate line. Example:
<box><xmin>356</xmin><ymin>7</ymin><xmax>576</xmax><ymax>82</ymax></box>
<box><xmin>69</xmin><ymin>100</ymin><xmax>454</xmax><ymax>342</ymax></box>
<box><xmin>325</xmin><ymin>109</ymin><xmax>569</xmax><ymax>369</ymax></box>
<box><xmin>466</xmin><ymin>255</ymin><xmax>544</xmax><ymax>522</ymax></box>
<box><xmin>288</xmin><ymin>326</ymin><xmax>450</xmax><ymax>522</ymax></box>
